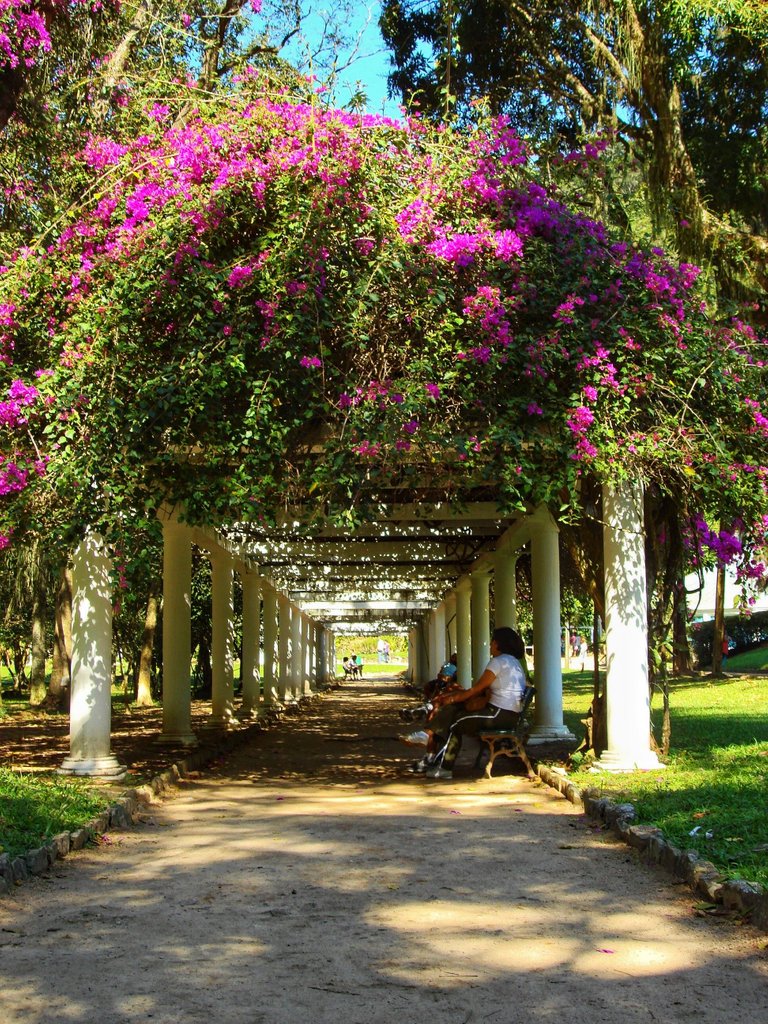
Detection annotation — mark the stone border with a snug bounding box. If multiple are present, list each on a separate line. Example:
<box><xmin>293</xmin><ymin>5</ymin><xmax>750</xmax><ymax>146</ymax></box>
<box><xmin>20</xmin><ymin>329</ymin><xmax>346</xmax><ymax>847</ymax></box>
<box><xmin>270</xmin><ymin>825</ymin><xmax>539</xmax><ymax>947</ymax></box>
<box><xmin>537</xmin><ymin>764</ymin><xmax>768</xmax><ymax>932</ymax></box>
<box><xmin>0</xmin><ymin>699</ymin><xmax>316</xmax><ymax>898</ymax></box>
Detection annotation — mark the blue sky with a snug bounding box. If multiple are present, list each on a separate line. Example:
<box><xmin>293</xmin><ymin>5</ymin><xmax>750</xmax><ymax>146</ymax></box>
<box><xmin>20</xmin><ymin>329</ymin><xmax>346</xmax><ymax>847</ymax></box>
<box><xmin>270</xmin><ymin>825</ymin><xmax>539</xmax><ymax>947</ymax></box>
<box><xmin>282</xmin><ymin>2</ymin><xmax>402</xmax><ymax>117</ymax></box>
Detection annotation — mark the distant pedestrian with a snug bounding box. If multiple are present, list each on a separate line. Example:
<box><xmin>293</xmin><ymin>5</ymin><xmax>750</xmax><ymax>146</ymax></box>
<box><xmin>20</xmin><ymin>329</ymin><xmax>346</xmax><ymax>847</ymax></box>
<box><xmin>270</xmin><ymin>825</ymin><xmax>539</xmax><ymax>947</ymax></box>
<box><xmin>578</xmin><ymin>636</ymin><xmax>588</xmax><ymax>672</ymax></box>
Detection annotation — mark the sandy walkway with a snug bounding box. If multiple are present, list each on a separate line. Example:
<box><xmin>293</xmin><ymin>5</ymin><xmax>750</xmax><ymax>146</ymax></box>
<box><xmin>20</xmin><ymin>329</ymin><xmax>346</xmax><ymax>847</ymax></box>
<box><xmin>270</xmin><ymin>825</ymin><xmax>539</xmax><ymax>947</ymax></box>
<box><xmin>1</xmin><ymin>675</ymin><xmax>766</xmax><ymax>1024</ymax></box>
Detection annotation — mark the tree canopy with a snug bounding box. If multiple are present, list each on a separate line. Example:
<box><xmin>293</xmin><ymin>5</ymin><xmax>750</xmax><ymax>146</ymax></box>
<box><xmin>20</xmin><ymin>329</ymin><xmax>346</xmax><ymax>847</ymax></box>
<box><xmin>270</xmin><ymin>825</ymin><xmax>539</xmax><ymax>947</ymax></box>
<box><xmin>380</xmin><ymin>0</ymin><xmax>768</xmax><ymax>303</ymax></box>
<box><xmin>0</xmin><ymin>60</ymin><xmax>766</xmax><ymax>579</ymax></box>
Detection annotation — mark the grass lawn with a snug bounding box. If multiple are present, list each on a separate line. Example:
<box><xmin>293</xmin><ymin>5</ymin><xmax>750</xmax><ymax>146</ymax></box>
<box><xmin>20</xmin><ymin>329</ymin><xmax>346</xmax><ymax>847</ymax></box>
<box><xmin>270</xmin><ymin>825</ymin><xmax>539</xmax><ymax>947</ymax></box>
<box><xmin>562</xmin><ymin>670</ymin><xmax>768</xmax><ymax>888</ymax></box>
<box><xmin>727</xmin><ymin>646</ymin><xmax>768</xmax><ymax>673</ymax></box>
<box><xmin>0</xmin><ymin>766</ymin><xmax>112</xmax><ymax>860</ymax></box>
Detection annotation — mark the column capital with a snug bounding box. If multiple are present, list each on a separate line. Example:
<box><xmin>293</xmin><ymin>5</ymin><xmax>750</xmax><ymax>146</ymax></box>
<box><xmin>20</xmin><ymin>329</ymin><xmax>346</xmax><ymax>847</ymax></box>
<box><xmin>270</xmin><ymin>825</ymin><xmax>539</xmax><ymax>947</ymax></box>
<box><xmin>470</xmin><ymin>564</ymin><xmax>492</xmax><ymax>581</ymax></box>
<box><xmin>156</xmin><ymin>501</ymin><xmax>185</xmax><ymax>524</ymax></box>
<box><xmin>527</xmin><ymin>504</ymin><xmax>559</xmax><ymax>535</ymax></box>
<box><xmin>206</xmin><ymin>545</ymin><xmax>233</xmax><ymax>566</ymax></box>
<box><xmin>494</xmin><ymin>547</ymin><xmax>520</xmax><ymax>566</ymax></box>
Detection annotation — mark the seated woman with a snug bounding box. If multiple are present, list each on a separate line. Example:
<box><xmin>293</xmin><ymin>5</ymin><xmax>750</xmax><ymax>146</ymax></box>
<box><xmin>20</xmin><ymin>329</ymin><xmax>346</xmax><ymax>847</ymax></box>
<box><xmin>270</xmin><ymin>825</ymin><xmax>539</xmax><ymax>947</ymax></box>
<box><xmin>420</xmin><ymin>626</ymin><xmax>527</xmax><ymax>780</ymax></box>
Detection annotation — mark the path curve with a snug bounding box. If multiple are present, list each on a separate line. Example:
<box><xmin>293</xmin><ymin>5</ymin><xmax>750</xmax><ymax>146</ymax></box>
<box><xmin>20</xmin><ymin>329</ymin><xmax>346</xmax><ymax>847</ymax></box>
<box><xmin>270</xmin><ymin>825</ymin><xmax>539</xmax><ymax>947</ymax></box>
<box><xmin>1</xmin><ymin>674</ymin><xmax>766</xmax><ymax>1024</ymax></box>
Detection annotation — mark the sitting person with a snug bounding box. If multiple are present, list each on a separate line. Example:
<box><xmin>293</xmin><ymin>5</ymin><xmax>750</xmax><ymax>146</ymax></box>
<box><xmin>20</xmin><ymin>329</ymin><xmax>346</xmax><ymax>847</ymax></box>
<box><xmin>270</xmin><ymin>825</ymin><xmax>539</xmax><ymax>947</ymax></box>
<box><xmin>342</xmin><ymin>656</ymin><xmax>355</xmax><ymax>680</ymax></box>
<box><xmin>424</xmin><ymin>653</ymin><xmax>459</xmax><ymax>701</ymax></box>
<box><xmin>418</xmin><ymin>626</ymin><xmax>527</xmax><ymax>780</ymax></box>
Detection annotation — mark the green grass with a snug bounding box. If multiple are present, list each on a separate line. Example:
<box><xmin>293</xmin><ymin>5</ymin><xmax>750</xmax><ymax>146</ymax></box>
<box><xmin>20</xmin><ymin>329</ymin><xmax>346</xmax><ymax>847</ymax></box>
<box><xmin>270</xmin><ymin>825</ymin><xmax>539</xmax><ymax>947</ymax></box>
<box><xmin>0</xmin><ymin>766</ymin><xmax>112</xmax><ymax>860</ymax></box>
<box><xmin>562</xmin><ymin>671</ymin><xmax>768</xmax><ymax>887</ymax></box>
<box><xmin>727</xmin><ymin>646</ymin><xmax>768</xmax><ymax>673</ymax></box>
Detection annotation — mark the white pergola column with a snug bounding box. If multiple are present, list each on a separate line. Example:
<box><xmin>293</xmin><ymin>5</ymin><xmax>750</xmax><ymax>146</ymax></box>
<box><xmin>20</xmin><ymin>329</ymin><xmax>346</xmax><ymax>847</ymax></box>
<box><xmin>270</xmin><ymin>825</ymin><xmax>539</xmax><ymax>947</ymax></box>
<box><xmin>407</xmin><ymin>627</ymin><xmax>417</xmax><ymax>684</ymax></box>
<box><xmin>528</xmin><ymin>507</ymin><xmax>574</xmax><ymax>743</ymax></box>
<box><xmin>291</xmin><ymin>605</ymin><xmax>304</xmax><ymax>699</ymax></box>
<box><xmin>597</xmin><ymin>480</ymin><xmax>663</xmax><ymax>771</ymax></box>
<box><xmin>159</xmin><ymin>517</ymin><xmax>196</xmax><ymax>745</ymax></box>
<box><xmin>60</xmin><ymin>533</ymin><xmax>125</xmax><ymax>777</ymax></box>
<box><xmin>240</xmin><ymin>566</ymin><xmax>262</xmax><ymax>717</ymax></box>
<box><xmin>317</xmin><ymin>628</ymin><xmax>328</xmax><ymax>687</ymax></box>
<box><xmin>494</xmin><ymin>550</ymin><xmax>518</xmax><ymax>629</ymax></box>
<box><xmin>329</xmin><ymin>632</ymin><xmax>337</xmax><ymax>680</ymax></box>
<box><xmin>470</xmin><ymin>567</ymin><xmax>491</xmax><ymax>680</ymax></box>
<box><xmin>262</xmin><ymin>584</ymin><xmax>278</xmax><ymax>705</ymax></box>
<box><xmin>429</xmin><ymin>603</ymin><xmax>446</xmax><ymax>678</ymax></box>
<box><xmin>444</xmin><ymin>592</ymin><xmax>457</xmax><ymax>655</ymax></box>
<box><xmin>277</xmin><ymin>593</ymin><xmax>291</xmax><ymax>703</ymax></box>
<box><xmin>455</xmin><ymin>579</ymin><xmax>472</xmax><ymax>689</ymax></box>
<box><xmin>417</xmin><ymin>618</ymin><xmax>430</xmax><ymax>684</ymax></box>
<box><xmin>303</xmin><ymin>615</ymin><xmax>314</xmax><ymax>695</ymax></box>
<box><xmin>209</xmin><ymin>548</ymin><xmax>236</xmax><ymax>727</ymax></box>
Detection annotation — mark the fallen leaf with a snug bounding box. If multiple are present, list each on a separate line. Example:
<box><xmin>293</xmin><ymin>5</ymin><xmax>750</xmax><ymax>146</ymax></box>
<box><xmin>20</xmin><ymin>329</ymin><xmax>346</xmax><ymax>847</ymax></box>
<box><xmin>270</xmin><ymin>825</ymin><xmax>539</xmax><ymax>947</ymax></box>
<box><xmin>596</xmin><ymin>948</ymin><xmax>615</xmax><ymax>954</ymax></box>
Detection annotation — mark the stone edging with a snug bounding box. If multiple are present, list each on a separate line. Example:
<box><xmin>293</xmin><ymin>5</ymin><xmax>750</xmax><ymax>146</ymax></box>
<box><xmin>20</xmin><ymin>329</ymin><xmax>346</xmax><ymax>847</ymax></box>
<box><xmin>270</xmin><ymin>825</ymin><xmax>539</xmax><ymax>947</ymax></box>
<box><xmin>0</xmin><ymin>698</ymin><xmax>317</xmax><ymax>897</ymax></box>
<box><xmin>537</xmin><ymin>764</ymin><xmax>768</xmax><ymax>932</ymax></box>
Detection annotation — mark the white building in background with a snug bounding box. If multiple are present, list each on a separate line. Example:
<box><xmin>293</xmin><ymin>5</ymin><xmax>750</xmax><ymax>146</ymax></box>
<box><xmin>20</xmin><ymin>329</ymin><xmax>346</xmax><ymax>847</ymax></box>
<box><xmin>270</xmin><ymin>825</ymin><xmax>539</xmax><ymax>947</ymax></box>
<box><xmin>685</xmin><ymin>567</ymin><xmax>768</xmax><ymax>622</ymax></box>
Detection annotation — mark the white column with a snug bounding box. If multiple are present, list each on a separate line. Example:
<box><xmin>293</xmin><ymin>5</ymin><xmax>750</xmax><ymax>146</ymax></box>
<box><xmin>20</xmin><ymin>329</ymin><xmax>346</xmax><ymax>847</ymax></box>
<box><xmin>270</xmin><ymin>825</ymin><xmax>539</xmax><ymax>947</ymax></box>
<box><xmin>429</xmin><ymin>603</ymin><xmax>446</xmax><ymax>678</ymax></box>
<box><xmin>160</xmin><ymin>517</ymin><xmax>196</xmax><ymax>745</ymax></box>
<box><xmin>455</xmin><ymin>579</ymin><xmax>472</xmax><ymax>689</ymax></box>
<box><xmin>597</xmin><ymin>480</ymin><xmax>663</xmax><ymax>770</ymax></box>
<box><xmin>494</xmin><ymin>550</ymin><xmax>518</xmax><ymax>629</ymax></box>
<box><xmin>60</xmin><ymin>533</ymin><xmax>125</xmax><ymax>777</ymax></box>
<box><xmin>317</xmin><ymin>628</ymin><xmax>328</xmax><ymax>687</ymax></box>
<box><xmin>291</xmin><ymin>605</ymin><xmax>304</xmax><ymax>699</ymax></box>
<box><xmin>209</xmin><ymin>548</ymin><xmax>236</xmax><ymax>726</ymax></box>
<box><xmin>528</xmin><ymin>507</ymin><xmax>574</xmax><ymax>743</ymax></box>
<box><xmin>470</xmin><ymin>567</ymin><xmax>491</xmax><ymax>680</ymax></box>
<box><xmin>303</xmin><ymin>614</ymin><xmax>314</xmax><ymax>695</ymax></box>
<box><xmin>262</xmin><ymin>584</ymin><xmax>278</xmax><ymax>705</ymax></box>
<box><xmin>444</xmin><ymin>592</ymin><xmax>457</xmax><ymax>655</ymax></box>
<box><xmin>277</xmin><ymin>593</ymin><xmax>291</xmax><ymax>703</ymax></box>
<box><xmin>240</xmin><ymin>566</ymin><xmax>261</xmax><ymax>717</ymax></box>
<box><xmin>417</xmin><ymin>618</ymin><xmax>430</xmax><ymax>684</ymax></box>
<box><xmin>407</xmin><ymin>627</ymin><xmax>417</xmax><ymax>684</ymax></box>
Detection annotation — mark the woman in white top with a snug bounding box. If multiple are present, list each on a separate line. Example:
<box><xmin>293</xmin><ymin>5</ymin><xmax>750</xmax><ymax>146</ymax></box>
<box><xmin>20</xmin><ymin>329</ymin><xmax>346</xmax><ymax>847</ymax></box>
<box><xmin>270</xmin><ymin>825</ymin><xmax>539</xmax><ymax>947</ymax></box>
<box><xmin>424</xmin><ymin>626</ymin><xmax>528</xmax><ymax>780</ymax></box>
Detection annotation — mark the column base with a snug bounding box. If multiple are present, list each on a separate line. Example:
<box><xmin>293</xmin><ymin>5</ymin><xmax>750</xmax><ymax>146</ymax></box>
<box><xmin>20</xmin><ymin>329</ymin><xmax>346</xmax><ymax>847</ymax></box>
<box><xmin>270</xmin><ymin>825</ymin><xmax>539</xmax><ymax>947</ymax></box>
<box><xmin>593</xmin><ymin>748</ymin><xmax>666</xmax><ymax>772</ymax></box>
<box><xmin>527</xmin><ymin>726</ymin><xmax>577</xmax><ymax>745</ymax></box>
<box><xmin>205</xmin><ymin>709</ymin><xmax>239</xmax><ymax>730</ymax></box>
<box><xmin>156</xmin><ymin>731</ymin><xmax>198</xmax><ymax>747</ymax></box>
<box><xmin>59</xmin><ymin>755</ymin><xmax>127</xmax><ymax>779</ymax></box>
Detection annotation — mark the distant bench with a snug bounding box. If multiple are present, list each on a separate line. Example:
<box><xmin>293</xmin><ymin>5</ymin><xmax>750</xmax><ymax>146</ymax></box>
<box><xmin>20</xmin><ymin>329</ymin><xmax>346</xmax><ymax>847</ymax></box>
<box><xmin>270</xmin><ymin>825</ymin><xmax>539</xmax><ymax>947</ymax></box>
<box><xmin>478</xmin><ymin>685</ymin><xmax>536</xmax><ymax>779</ymax></box>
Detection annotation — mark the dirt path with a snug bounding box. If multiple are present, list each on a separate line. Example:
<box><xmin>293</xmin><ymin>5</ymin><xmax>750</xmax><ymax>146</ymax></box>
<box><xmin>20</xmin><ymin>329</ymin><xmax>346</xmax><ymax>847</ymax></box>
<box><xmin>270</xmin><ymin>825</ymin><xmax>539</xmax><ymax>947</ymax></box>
<box><xmin>1</xmin><ymin>674</ymin><xmax>767</xmax><ymax>1024</ymax></box>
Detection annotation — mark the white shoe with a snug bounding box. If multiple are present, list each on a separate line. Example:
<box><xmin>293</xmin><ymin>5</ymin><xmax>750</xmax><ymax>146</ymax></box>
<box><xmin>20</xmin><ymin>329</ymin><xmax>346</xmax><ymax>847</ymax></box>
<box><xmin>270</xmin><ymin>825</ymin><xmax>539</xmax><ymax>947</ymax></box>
<box><xmin>400</xmin><ymin>730</ymin><xmax>429</xmax><ymax>746</ymax></box>
<box><xmin>426</xmin><ymin>765</ymin><xmax>453</xmax><ymax>780</ymax></box>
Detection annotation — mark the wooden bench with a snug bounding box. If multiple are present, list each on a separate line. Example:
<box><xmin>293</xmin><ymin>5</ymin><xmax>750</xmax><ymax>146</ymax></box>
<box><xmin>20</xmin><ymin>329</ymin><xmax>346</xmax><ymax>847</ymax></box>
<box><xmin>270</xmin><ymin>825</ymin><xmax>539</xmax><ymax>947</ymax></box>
<box><xmin>478</xmin><ymin>686</ymin><xmax>536</xmax><ymax>779</ymax></box>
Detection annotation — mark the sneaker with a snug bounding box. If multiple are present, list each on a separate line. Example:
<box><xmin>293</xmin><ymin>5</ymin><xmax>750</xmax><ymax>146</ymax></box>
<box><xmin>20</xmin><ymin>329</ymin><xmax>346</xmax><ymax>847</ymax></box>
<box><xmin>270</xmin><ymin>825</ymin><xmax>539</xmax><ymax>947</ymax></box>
<box><xmin>426</xmin><ymin>765</ymin><xmax>453</xmax><ymax>780</ymax></box>
<box><xmin>406</xmin><ymin>758</ymin><xmax>429</xmax><ymax>774</ymax></box>
<box><xmin>399</xmin><ymin>730</ymin><xmax>429</xmax><ymax>746</ymax></box>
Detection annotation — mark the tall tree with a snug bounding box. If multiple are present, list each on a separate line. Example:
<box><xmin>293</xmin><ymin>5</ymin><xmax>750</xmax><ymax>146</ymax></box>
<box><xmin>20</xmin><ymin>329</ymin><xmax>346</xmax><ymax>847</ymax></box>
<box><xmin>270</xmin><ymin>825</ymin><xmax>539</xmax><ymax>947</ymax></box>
<box><xmin>380</xmin><ymin>0</ymin><xmax>768</xmax><ymax>301</ymax></box>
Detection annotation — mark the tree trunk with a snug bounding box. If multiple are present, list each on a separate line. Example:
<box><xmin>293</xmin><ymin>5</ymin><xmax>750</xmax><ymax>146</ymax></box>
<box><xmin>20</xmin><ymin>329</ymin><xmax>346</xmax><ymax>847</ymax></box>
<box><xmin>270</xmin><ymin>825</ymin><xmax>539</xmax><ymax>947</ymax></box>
<box><xmin>48</xmin><ymin>567</ymin><xmax>72</xmax><ymax>709</ymax></box>
<box><xmin>28</xmin><ymin>581</ymin><xmax>47</xmax><ymax>706</ymax></box>
<box><xmin>712</xmin><ymin>564</ymin><xmax>726</xmax><ymax>675</ymax></box>
<box><xmin>672</xmin><ymin>579</ymin><xmax>693</xmax><ymax>674</ymax></box>
<box><xmin>135</xmin><ymin>582</ymin><xmax>160</xmax><ymax>706</ymax></box>
<box><xmin>91</xmin><ymin>1</ymin><xmax>155</xmax><ymax>122</ymax></box>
